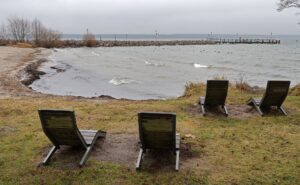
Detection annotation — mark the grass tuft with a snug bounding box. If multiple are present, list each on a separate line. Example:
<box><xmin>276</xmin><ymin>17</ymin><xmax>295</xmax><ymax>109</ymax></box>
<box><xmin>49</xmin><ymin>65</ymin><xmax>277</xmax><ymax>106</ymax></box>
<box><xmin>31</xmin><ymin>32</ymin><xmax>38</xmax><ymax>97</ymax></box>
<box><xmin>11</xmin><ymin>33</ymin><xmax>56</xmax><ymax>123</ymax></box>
<box><xmin>182</xmin><ymin>82</ymin><xmax>205</xmax><ymax>98</ymax></box>
<box><xmin>290</xmin><ymin>83</ymin><xmax>300</xmax><ymax>96</ymax></box>
<box><xmin>212</xmin><ymin>75</ymin><xmax>226</xmax><ymax>80</ymax></box>
<box><xmin>235</xmin><ymin>77</ymin><xmax>253</xmax><ymax>92</ymax></box>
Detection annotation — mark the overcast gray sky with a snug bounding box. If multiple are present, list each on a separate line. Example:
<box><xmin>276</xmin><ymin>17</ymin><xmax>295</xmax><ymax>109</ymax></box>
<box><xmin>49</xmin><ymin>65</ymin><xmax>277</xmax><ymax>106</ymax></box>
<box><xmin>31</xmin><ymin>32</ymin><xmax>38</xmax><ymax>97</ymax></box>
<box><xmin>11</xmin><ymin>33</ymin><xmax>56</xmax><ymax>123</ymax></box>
<box><xmin>0</xmin><ymin>0</ymin><xmax>299</xmax><ymax>34</ymax></box>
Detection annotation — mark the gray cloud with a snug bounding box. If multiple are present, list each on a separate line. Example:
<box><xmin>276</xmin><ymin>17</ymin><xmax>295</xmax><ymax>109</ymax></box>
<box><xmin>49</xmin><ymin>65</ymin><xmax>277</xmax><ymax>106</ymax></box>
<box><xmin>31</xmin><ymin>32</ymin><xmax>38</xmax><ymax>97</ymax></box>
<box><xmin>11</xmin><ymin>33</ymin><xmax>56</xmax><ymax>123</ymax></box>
<box><xmin>0</xmin><ymin>0</ymin><xmax>299</xmax><ymax>34</ymax></box>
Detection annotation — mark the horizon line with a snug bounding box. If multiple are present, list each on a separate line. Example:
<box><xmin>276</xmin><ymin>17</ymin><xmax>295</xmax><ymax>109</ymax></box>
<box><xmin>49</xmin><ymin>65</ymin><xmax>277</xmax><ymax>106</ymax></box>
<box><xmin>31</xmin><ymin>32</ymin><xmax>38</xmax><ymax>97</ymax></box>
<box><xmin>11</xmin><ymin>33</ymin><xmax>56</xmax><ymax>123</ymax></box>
<box><xmin>62</xmin><ymin>33</ymin><xmax>300</xmax><ymax>36</ymax></box>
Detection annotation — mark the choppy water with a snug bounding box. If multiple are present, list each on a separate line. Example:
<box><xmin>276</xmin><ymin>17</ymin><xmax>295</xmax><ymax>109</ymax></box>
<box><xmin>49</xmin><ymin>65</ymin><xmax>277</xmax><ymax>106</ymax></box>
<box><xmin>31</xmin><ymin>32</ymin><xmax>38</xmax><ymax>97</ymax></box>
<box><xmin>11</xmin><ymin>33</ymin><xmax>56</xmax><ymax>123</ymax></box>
<box><xmin>30</xmin><ymin>40</ymin><xmax>300</xmax><ymax>100</ymax></box>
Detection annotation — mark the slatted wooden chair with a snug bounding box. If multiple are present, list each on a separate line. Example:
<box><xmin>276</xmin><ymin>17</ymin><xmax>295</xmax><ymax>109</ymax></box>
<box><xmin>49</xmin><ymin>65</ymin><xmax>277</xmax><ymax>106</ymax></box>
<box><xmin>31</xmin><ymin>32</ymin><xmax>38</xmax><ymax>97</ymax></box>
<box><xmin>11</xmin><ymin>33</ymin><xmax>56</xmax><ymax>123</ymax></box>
<box><xmin>38</xmin><ymin>109</ymin><xmax>106</xmax><ymax>167</ymax></box>
<box><xmin>199</xmin><ymin>80</ymin><xmax>229</xmax><ymax>116</ymax></box>
<box><xmin>247</xmin><ymin>81</ymin><xmax>290</xmax><ymax>116</ymax></box>
<box><xmin>136</xmin><ymin>112</ymin><xmax>180</xmax><ymax>171</ymax></box>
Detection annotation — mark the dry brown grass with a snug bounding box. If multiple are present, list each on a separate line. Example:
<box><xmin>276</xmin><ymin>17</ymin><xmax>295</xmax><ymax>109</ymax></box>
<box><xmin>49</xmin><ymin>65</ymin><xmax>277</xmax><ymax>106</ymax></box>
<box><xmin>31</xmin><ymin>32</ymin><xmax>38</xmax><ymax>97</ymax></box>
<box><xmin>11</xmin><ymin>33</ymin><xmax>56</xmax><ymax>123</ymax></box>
<box><xmin>182</xmin><ymin>82</ymin><xmax>205</xmax><ymax>98</ymax></box>
<box><xmin>212</xmin><ymin>75</ymin><xmax>227</xmax><ymax>80</ymax></box>
<box><xmin>12</xmin><ymin>42</ymin><xmax>33</xmax><ymax>48</ymax></box>
<box><xmin>83</xmin><ymin>33</ymin><xmax>98</xmax><ymax>47</ymax></box>
<box><xmin>290</xmin><ymin>83</ymin><xmax>300</xmax><ymax>96</ymax></box>
<box><xmin>235</xmin><ymin>77</ymin><xmax>253</xmax><ymax>92</ymax></box>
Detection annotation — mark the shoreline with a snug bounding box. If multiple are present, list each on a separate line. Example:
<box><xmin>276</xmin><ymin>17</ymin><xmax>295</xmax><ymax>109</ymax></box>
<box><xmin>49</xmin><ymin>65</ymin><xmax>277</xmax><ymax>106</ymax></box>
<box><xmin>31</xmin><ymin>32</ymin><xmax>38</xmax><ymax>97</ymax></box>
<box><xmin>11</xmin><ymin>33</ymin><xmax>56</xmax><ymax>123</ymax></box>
<box><xmin>0</xmin><ymin>47</ymin><xmax>127</xmax><ymax>100</ymax></box>
<box><xmin>0</xmin><ymin>46</ymin><xmax>298</xmax><ymax>100</ymax></box>
<box><xmin>0</xmin><ymin>47</ymin><xmax>46</xmax><ymax>98</ymax></box>
<box><xmin>20</xmin><ymin>58</ymin><xmax>48</xmax><ymax>86</ymax></box>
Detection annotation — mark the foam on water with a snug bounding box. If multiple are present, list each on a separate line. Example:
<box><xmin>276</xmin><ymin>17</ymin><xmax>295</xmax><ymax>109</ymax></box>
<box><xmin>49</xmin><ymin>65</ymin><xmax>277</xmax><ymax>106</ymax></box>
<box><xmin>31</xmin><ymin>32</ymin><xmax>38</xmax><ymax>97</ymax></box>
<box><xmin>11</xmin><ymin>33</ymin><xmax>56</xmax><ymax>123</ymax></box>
<box><xmin>91</xmin><ymin>51</ymin><xmax>100</xmax><ymax>56</ymax></box>
<box><xmin>109</xmin><ymin>77</ymin><xmax>140</xmax><ymax>86</ymax></box>
<box><xmin>193</xmin><ymin>63</ymin><xmax>209</xmax><ymax>68</ymax></box>
<box><xmin>145</xmin><ymin>61</ymin><xmax>164</xmax><ymax>67</ymax></box>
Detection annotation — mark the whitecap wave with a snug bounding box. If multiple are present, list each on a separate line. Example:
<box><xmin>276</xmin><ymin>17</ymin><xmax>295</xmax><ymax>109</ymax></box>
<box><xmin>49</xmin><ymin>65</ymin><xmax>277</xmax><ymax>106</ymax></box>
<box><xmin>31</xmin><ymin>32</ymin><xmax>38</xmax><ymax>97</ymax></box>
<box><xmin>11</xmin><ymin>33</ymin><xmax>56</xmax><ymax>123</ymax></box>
<box><xmin>193</xmin><ymin>63</ymin><xmax>209</xmax><ymax>68</ymax></box>
<box><xmin>109</xmin><ymin>77</ymin><xmax>139</xmax><ymax>86</ymax></box>
<box><xmin>145</xmin><ymin>61</ymin><xmax>164</xmax><ymax>67</ymax></box>
<box><xmin>91</xmin><ymin>51</ymin><xmax>100</xmax><ymax>56</ymax></box>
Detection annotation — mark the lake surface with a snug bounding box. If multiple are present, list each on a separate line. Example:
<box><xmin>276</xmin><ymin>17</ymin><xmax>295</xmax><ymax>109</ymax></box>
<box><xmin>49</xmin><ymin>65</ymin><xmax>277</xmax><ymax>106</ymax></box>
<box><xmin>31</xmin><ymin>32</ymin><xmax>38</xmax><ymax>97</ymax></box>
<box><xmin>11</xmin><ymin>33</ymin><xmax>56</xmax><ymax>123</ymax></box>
<box><xmin>30</xmin><ymin>38</ymin><xmax>300</xmax><ymax>100</ymax></box>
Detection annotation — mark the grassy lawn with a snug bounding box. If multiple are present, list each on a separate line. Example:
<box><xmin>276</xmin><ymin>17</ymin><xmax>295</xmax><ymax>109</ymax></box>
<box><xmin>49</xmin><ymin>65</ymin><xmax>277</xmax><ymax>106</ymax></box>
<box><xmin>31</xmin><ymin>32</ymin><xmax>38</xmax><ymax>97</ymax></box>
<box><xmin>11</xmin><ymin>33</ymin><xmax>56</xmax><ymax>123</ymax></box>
<box><xmin>0</xmin><ymin>83</ymin><xmax>299</xmax><ymax>185</ymax></box>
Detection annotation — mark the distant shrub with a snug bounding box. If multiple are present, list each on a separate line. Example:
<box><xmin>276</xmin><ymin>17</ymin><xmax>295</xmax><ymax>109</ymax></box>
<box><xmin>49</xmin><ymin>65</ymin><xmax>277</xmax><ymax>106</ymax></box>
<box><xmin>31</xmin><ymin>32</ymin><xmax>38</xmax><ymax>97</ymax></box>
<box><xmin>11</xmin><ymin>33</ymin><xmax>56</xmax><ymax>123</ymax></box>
<box><xmin>0</xmin><ymin>39</ymin><xmax>9</xmax><ymax>46</ymax></box>
<box><xmin>83</xmin><ymin>32</ymin><xmax>97</xmax><ymax>47</ymax></box>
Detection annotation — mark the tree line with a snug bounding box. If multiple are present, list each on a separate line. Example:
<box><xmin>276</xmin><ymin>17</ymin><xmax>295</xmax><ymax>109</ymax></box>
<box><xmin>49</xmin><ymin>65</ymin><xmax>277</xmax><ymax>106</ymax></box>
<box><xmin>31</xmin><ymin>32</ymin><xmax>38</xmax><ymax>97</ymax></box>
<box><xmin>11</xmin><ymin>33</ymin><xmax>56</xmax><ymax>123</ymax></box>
<box><xmin>0</xmin><ymin>17</ymin><xmax>62</xmax><ymax>48</ymax></box>
<box><xmin>0</xmin><ymin>16</ymin><xmax>99</xmax><ymax>48</ymax></box>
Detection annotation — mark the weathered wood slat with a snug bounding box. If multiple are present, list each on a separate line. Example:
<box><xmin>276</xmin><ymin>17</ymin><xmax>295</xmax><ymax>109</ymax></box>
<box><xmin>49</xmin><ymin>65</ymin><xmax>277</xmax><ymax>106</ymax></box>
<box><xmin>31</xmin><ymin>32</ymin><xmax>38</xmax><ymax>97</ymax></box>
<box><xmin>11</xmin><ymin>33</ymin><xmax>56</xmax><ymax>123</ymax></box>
<box><xmin>39</xmin><ymin>109</ymin><xmax>107</xmax><ymax>167</ymax></box>
<box><xmin>137</xmin><ymin>112</ymin><xmax>180</xmax><ymax>171</ymax></box>
<box><xmin>247</xmin><ymin>81</ymin><xmax>290</xmax><ymax>116</ymax></box>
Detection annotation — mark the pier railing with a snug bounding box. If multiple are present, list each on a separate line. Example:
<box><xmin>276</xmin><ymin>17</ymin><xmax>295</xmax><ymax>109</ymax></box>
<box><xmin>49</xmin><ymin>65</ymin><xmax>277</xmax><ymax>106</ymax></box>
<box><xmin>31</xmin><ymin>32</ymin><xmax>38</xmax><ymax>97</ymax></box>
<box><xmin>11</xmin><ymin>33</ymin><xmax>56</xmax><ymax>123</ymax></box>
<box><xmin>212</xmin><ymin>38</ymin><xmax>280</xmax><ymax>44</ymax></box>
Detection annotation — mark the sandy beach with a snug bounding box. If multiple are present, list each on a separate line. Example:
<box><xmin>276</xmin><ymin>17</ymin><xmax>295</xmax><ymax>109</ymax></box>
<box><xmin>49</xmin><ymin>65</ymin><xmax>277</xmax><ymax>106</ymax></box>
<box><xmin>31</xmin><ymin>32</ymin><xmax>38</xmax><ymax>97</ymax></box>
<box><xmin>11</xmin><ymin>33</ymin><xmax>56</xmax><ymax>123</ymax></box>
<box><xmin>0</xmin><ymin>47</ymin><xmax>119</xmax><ymax>101</ymax></box>
<box><xmin>0</xmin><ymin>47</ymin><xmax>50</xmax><ymax>98</ymax></box>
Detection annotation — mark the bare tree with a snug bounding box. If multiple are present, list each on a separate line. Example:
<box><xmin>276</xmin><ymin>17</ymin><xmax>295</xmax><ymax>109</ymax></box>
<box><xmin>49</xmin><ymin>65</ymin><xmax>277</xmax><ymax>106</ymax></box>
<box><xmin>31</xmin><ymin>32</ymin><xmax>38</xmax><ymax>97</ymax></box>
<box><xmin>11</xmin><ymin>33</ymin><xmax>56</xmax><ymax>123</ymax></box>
<box><xmin>31</xmin><ymin>18</ymin><xmax>62</xmax><ymax>47</ymax></box>
<box><xmin>39</xmin><ymin>28</ymin><xmax>62</xmax><ymax>48</ymax></box>
<box><xmin>7</xmin><ymin>17</ymin><xmax>31</xmax><ymax>42</ymax></box>
<box><xmin>0</xmin><ymin>23</ymin><xmax>7</xmax><ymax>40</ymax></box>
<box><xmin>42</xmin><ymin>29</ymin><xmax>61</xmax><ymax>41</ymax></box>
<box><xmin>31</xmin><ymin>18</ymin><xmax>44</xmax><ymax>44</ymax></box>
<box><xmin>278</xmin><ymin>0</ymin><xmax>300</xmax><ymax>11</ymax></box>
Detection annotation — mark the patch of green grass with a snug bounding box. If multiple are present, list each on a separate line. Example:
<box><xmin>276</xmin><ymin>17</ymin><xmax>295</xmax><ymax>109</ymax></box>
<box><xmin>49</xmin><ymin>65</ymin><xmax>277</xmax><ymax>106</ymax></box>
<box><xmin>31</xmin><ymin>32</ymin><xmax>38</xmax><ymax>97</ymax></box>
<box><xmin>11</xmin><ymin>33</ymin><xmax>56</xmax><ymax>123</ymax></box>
<box><xmin>0</xmin><ymin>84</ymin><xmax>299</xmax><ymax>184</ymax></box>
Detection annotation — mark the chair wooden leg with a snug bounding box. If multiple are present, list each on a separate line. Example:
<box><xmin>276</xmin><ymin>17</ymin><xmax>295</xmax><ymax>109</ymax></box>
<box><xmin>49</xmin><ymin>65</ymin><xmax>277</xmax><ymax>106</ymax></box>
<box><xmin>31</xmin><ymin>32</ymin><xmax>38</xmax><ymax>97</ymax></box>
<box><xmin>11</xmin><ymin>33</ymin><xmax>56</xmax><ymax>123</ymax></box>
<box><xmin>175</xmin><ymin>150</ymin><xmax>180</xmax><ymax>172</ymax></box>
<box><xmin>200</xmin><ymin>104</ymin><xmax>206</xmax><ymax>116</ymax></box>
<box><xmin>254</xmin><ymin>104</ymin><xmax>264</xmax><ymax>116</ymax></box>
<box><xmin>278</xmin><ymin>106</ymin><xmax>287</xmax><ymax>116</ymax></box>
<box><xmin>79</xmin><ymin>146</ymin><xmax>92</xmax><ymax>167</ymax></box>
<box><xmin>43</xmin><ymin>146</ymin><xmax>58</xmax><ymax>165</ymax></box>
<box><xmin>223</xmin><ymin>105</ymin><xmax>229</xmax><ymax>117</ymax></box>
<box><xmin>136</xmin><ymin>148</ymin><xmax>144</xmax><ymax>171</ymax></box>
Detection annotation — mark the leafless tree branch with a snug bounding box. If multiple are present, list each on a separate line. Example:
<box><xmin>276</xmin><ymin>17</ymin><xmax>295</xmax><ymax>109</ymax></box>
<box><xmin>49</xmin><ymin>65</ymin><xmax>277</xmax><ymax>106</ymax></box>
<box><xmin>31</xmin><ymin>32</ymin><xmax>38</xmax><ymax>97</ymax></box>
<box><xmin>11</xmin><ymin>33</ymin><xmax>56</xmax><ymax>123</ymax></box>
<box><xmin>7</xmin><ymin>17</ymin><xmax>31</xmax><ymax>42</ymax></box>
<box><xmin>0</xmin><ymin>23</ymin><xmax>7</xmax><ymax>40</ymax></box>
<box><xmin>277</xmin><ymin>0</ymin><xmax>300</xmax><ymax>11</ymax></box>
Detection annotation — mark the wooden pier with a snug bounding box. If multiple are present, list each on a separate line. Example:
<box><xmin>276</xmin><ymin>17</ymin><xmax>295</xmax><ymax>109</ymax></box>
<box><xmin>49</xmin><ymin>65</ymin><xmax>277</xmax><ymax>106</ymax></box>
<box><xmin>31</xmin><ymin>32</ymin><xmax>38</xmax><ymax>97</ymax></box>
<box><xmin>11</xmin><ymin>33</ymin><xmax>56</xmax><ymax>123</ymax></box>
<box><xmin>213</xmin><ymin>38</ymin><xmax>280</xmax><ymax>44</ymax></box>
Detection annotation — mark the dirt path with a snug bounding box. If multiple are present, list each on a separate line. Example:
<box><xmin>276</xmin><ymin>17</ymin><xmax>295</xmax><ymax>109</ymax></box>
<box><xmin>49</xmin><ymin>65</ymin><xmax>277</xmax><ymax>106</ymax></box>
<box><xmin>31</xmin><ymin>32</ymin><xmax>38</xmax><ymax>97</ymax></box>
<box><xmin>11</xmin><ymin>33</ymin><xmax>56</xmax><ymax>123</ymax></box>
<box><xmin>40</xmin><ymin>133</ymin><xmax>206</xmax><ymax>172</ymax></box>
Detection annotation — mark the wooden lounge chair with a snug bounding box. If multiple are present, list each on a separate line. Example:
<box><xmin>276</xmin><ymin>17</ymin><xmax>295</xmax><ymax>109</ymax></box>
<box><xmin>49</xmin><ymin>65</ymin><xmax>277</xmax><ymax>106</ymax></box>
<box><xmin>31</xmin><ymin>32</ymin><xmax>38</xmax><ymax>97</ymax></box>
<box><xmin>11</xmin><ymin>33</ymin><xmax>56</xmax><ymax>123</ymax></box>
<box><xmin>136</xmin><ymin>112</ymin><xmax>180</xmax><ymax>171</ymax></box>
<box><xmin>38</xmin><ymin>109</ymin><xmax>106</xmax><ymax>167</ymax></box>
<box><xmin>247</xmin><ymin>81</ymin><xmax>290</xmax><ymax>116</ymax></box>
<box><xmin>199</xmin><ymin>80</ymin><xmax>229</xmax><ymax>116</ymax></box>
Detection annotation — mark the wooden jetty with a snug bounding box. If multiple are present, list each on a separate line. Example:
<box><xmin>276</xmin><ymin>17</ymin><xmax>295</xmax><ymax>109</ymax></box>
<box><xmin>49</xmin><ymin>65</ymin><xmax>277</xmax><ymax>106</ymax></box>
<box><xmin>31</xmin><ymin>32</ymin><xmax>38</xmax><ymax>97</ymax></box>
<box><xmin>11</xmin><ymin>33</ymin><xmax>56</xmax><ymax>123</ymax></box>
<box><xmin>213</xmin><ymin>38</ymin><xmax>280</xmax><ymax>44</ymax></box>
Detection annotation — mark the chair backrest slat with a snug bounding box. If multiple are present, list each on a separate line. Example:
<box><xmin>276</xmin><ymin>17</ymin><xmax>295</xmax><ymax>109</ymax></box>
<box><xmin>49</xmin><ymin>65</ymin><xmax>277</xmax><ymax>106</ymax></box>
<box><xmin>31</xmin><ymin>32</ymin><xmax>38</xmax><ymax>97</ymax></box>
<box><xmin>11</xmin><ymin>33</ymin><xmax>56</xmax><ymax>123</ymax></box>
<box><xmin>205</xmin><ymin>80</ymin><xmax>229</xmax><ymax>106</ymax></box>
<box><xmin>38</xmin><ymin>110</ymin><xmax>87</xmax><ymax>147</ymax></box>
<box><xmin>260</xmin><ymin>81</ymin><xmax>290</xmax><ymax>107</ymax></box>
<box><xmin>138</xmin><ymin>112</ymin><xmax>176</xmax><ymax>150</ymax></box>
